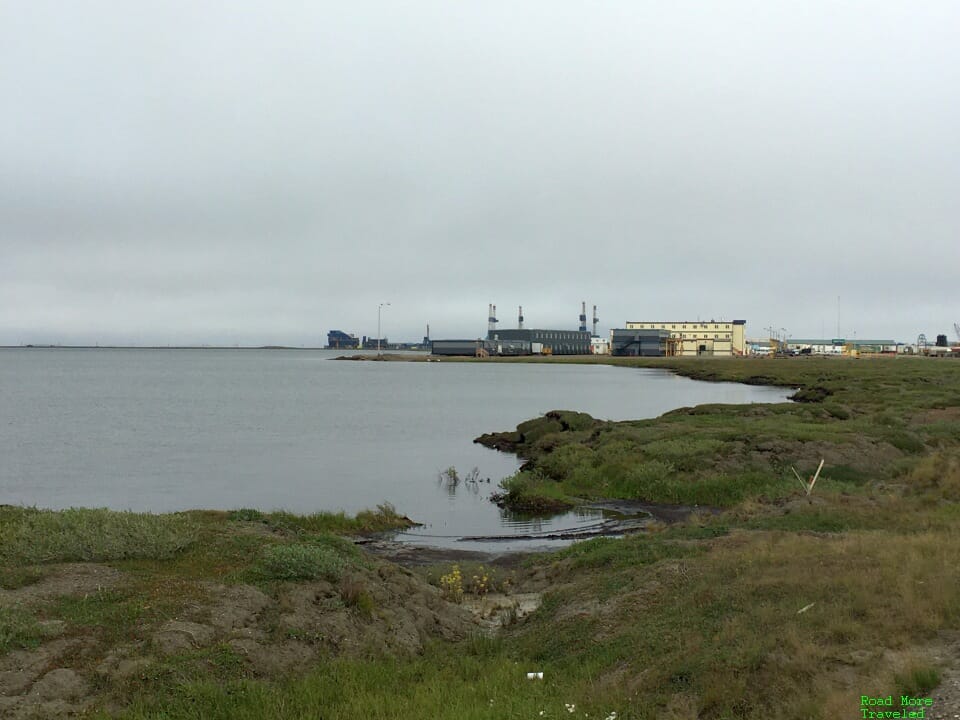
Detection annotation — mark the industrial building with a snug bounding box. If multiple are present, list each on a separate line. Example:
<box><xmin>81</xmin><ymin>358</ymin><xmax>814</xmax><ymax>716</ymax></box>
<box><xmin>623</xmin><ymin>320</ymin><xmax>747</xmax><ymax>357</ymax></box>
<box><xmin>590</xmin><ymin>336</ymin><xmax>610</xmax><ymax>354</ymax></box>
<box><xmin>430</xmin><ymin>303</ymin><xmax>598</xmax><ymax>356</ymax></box>
<box><xmin>326</xmin><ymin>330</ymin><xmax>359</xmax><ymax>349</ymax></box>
<box><xmin>431</xmin><ymin>339</ymin><xmax>488</xmax><ymax>356</ymax></box>
<box><xmin>610</xmin><ymin>329</ymin><xmax>671</xmax><ymax>356</ymax></box>
<box><xmin>489</xmin><ymin>329</ymin><xmax>592</xmax><ymax>355</ymax></box>
<box><xmin>786</xmin><ymin>338</ymin><xmax>898</xmax><ymax>355</ymax></box>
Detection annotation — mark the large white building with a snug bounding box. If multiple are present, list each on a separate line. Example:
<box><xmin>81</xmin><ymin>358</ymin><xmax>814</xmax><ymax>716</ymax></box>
<box><xmin>623</xmin><ymin>320</ymin><xmax>746</xmax><ymax>357</ymax></box>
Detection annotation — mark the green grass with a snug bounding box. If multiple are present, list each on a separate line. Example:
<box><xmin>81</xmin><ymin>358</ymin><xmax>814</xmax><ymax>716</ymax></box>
<box><xmin>87</xmin><ymin>516</ymin><xmax>960</xmax><ymax>719</ymax></box>
<box><xmin>105</xmin><ymin>641</ymin><xmax>617</xmax><ymax>720</ymax></box>
<box><xmin>230</xmin><ymin>502</ymin><xmax>415</xmax><ymax>535</ymax></box>
<box><xmin>258</xmin><ymin>543</ymin><xmax>347</xmax><ymax>581</ymax></box>
<box><xmin>0</xmin><ymin>565</ymin><xmax>45</xmax><ymax>590</ymax></box>
<box><xmin>0</xmin><ymin>507</ymin><xmax>199</xmax><ymax>564</ymax></box>
<box><xmin>553</xmin><ymin>533</ymin><xmax>701</xmax><ymax>570</ymax></box>
<box><xmin>508</xmin><ymin>526</ymin><xmax>960</xmax><ymax>718</ymax></box>
<box><xmin>0</xmin><ymin>605</ymin><xmax>46</xmax><ymax>654</ymax></box>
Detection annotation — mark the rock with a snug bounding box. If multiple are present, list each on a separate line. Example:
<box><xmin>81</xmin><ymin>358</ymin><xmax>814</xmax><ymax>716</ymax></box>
<box><xmin>0</xmin><ymin>696</ymin><xmax>20</xmax><ymax>713</ymax></box>
<box><xmin>227</xmin><ymin>638</ymin><xmax>316</xmax><ymax>676</ymax></box>
<box><xmin>152</xmin><ymin>621</ymin><xmax>216</xmax><ymax>655</ymax></box>
<box><xmin>208</xmin><ymin>585</ymin><xmax>272</xmax><ymax>631</ymax></box>
<box><xmin>0</xmin><ymin>639</ymin><xmax>82</xmax><ymax>696</ymax></box>
<box><xmin>115</xmin><ymin>658</ymin><xmax>152</xmax><ymax>680</ymax></box>
<box><xmin>28</xmin><ymin>669</ymin><xmax>88</xmax><ymax>701</ymax></box>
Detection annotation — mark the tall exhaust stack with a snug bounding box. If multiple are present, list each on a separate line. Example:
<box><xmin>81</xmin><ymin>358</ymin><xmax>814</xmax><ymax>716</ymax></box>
<box><xmin>592</xmin><ymin>305</ymin><xmax>599</xmax><ymax>337</ymax></box>
<box><xmin>579</xmin><ymin>301</ymin><xmax>587</xmax><ymax>333</ymax></box>
<box><xmin>488</xmin><ymin>304</ymin><xmax>498</xmax><ymax>337</ymax></box>
<box><xmin>518</xmin><ymin>306</ymin><xmax>524</xmax><ymax>330</ymax></box>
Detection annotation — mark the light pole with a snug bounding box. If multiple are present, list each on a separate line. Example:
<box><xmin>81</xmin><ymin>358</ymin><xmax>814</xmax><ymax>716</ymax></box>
<box><xmin>377</xmin><ymin>303</ymin><xmax>390</xmax><ymax>355</ymax></box>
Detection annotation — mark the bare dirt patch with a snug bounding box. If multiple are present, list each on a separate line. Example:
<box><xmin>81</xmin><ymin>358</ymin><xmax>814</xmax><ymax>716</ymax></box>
<box><xmin>461</xmin><ymin>592</ymin><xmax>542</xmax><ymax>633</ymax></box>
<box><xmin>0</xmin><ymin>564</ymin><xmax>123</xmax><ymax>606</ymax></box>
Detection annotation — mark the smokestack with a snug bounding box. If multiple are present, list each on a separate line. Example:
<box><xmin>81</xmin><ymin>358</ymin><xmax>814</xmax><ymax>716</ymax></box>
<box><xmin>592</xmin><ymin>305</ymin><xmax>599</xmax><ymax>337</ymax></box>
<box><xmin>579</xmin><ymin>301</ymin><xmax>587</xmax><ymax>333</ymax></box>
<box><xmin>518</xmin><ymin>305</ymin><xmax>524</xmax><ymax>330</ymax></box>
<box><xmin>488</xmin><ymin>303</ymin><xmax>497</xmax><ymax>337</ymax></box>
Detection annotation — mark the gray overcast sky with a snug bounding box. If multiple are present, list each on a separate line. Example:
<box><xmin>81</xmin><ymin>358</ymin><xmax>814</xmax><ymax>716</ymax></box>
<box><xmin>1</xmin><ymin>1</ymin><xmax>957</xmax><ymax>345</ymax></box>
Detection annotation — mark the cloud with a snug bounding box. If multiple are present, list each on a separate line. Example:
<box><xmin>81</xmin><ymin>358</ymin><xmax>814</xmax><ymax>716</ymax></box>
<box><xmin>2</xmin><ymin>1</ymin><xmax>958</xmax><ymax>344</ymax></box>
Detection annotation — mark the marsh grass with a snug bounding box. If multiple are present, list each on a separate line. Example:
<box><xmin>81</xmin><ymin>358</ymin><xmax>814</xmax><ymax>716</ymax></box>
<box><xmin>230</xmin><ymin>502</ymin><xmax>414</xmax><ymax>535</ymax></box>
<box><xmin>906</xmin><ymin>449</ymin><xmax>960</xmax><ymax>501</ymax></box>
<box><xmin>0</xmin><ymin>507</ymin><xmax>198</xmax><ymax>564</ymax></box>
<box><xmin>510</xmin><ymin>526</ymin><xmax>960</xmax><ymax>718</ymax></box>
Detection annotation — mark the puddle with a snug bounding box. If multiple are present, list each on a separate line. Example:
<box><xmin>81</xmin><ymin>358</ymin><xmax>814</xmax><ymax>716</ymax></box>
<box><xmin>378</xmin><ymin>499</ymin><xmax>711</xmax><ymax>555</ymax></box>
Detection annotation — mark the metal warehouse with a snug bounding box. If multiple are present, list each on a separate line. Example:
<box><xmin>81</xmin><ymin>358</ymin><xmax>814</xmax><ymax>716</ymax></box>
<box><xmin>490</xmin><ymin>329</ymin><xmax>592</xmax><ymax>355</ymax></box>
<box><xmin>431</xmin><ymin>339</ymin><xmax>488</xmax><ymax>356</ymax></box>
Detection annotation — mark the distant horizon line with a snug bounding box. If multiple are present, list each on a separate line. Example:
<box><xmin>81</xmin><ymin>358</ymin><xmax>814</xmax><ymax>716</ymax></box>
<box><xmin>0</xmin><ymin>344</ymin><xmax>432</xmax><ymax>351</ymax></box>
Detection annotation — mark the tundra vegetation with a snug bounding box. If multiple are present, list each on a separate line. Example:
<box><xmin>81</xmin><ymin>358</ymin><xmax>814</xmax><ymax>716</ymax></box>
<box><xmin>0</xmin><ymin>357</ymin><xmax>958</xmax><ymax>719</ymax></box>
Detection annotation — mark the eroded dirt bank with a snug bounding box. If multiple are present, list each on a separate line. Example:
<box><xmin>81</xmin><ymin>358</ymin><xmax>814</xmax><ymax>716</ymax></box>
<box><xmin>0</xmin><ymin>545</ymin><xmax>514</xmax><ymax>718</ymax></box>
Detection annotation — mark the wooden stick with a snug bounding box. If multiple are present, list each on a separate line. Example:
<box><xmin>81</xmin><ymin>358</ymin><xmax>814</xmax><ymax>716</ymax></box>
<box><xmin>808</xmin><ymin>459</ymin><xmax>825</xmax><ymax>495</ymax></box>
<box><xmin>791</xmin><ymin>466</ymin><xmax>808</xmax><ymax>492</ymax></box>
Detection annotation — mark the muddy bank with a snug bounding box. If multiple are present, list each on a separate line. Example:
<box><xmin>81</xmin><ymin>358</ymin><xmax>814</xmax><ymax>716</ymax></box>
<box><xmin>357</xmin><ymin>538</ymin><xmax>540</xmax><ymax>569</ymax></box>
<box><xmin>584</xmin><ymin>499</ymin><xmax>718</xmax><ymax>524</ymax></box>
<box><xmin>0</xmin><ymin>552</ymin><xmax>481</xmax><ymax>719</ymax></box>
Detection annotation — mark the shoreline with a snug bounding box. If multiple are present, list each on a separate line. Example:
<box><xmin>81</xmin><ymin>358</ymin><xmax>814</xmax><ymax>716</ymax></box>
<box><xmin>3</xmin><ymin>357</ymin><xmax>960</xmax><ymax>717</ymax></box>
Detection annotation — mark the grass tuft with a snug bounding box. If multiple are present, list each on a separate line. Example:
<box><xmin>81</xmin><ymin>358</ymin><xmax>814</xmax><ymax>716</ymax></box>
<box><xmin>258</xmin><ymin>543</ymin><xmax>346</xmax><ymax>581</ymax></box>
<box><xmin>895</xmin><ymin>664</ymin><xmax>941</xmax><ymax>697</ymax></box>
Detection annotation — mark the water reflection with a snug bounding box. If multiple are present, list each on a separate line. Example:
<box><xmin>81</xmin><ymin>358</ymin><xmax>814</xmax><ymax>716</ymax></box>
<box><xmin>397</xmin><ymin>499</ymin><xmax>654</xmax><ymax>553</ymax></box>
<box><xmin>498</xmin><ymin>506</ymin><xmax>604</xmax><ymax>533</ymax></box>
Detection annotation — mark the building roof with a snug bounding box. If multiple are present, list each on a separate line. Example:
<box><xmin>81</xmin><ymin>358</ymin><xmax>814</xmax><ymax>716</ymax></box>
<box><xmin>788</xmin><ymin>339</ymin><xmax>898</xmax><ymax>345</ymax></box>
<box><xmin>626</xmin><ymin>320</ymin><xmax>745</xmax><ymax>325</ymax></box>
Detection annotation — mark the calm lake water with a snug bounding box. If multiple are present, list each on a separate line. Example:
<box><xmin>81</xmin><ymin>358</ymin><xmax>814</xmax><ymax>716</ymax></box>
<box><xmin>0</xmin><ymin>349</ymin><xmax>792</xmax><ymax>550</ymax></box>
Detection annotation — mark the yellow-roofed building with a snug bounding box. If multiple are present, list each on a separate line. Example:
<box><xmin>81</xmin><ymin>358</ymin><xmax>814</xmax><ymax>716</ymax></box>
<box><xmin>623</xmin><ymin>319</ymin><xmax>746</xmax><ymax>357</ymax></box>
